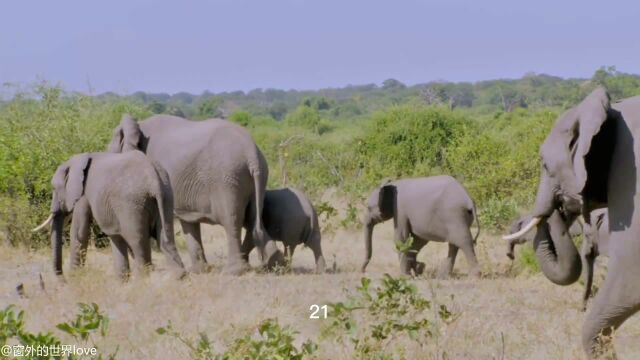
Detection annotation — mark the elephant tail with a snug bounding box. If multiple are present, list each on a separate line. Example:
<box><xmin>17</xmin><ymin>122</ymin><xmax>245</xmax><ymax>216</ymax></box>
<box><xmin>249</xmin><ymin>158</ymin><xmax>267</xmax><ymax>249</ymax></box>
<box><xmin>150</xmin><ymin>162</ymin><xmax>183</xmax><ymax>266</ymax></box>
<box><xmin>471</xmin><ymin>201</ymin><xmax>480</xmax><ymax>244</ymax></box>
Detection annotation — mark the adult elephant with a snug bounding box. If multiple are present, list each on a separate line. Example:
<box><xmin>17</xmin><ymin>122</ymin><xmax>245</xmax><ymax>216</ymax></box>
<box><xmin>108</xmin><ymin>114</ymin><xmax>283</xmax><ymax>275</ymax></box>
<box><xmin>503</xmin><ymin>87</ymin><xmax>640</xmax><ymax>357</ymax></box>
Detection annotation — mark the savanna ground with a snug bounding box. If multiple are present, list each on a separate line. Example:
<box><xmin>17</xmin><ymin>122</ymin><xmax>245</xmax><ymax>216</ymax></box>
<box><xmin>2</xmin><ymin>207</ymin><xmax>639</xmax><ymax>359</ymax></box>
<box><xmin>4</xmin><ymin>71</ymin><xmax>640</xmax><ymax>358</ymax></box>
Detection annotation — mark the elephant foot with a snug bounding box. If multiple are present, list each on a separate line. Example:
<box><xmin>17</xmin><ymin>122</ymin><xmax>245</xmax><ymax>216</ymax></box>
<box><xmin>172</xmin><ymin>268</ymin><xmax>188</xmax><ymax>281</ymax></box>
<box><xmin>264</xmin><ymin>241</ymin><xmax>286</xmax><ymax>270</ymax></box>
<box><xmin>469</xmin><ymin>268</ymin><xmax>482</xmax><ymax>279</ymax></box>
<box><xmin>189</xmin><ymin>261</ymin><xmax>210</xmax><ymax>274</ymax></box>
<box><xmin>315</xmin><ymin>257</ymin><xmax>327</xmax><ymax>274</ymax></box>
<box><xmin>222</xmin><ymin>260</ymin><xmax>250</xmax><ymax>276</ymax></box>
<box><xmin>413</xmin><ymin>261</ymin><xmax>426</xmax><ymax>276</ymax></box>
<box><xmin>436</xmin><ymin>269</ymin><xmax>450</xmax><ymax>280</ymax></box>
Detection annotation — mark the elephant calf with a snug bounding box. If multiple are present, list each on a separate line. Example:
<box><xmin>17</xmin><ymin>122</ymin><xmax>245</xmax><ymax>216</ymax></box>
<box><xmin>241</xmin><ymin>188</ymin><xmax>325</xmax><ymax>273</ymax></box>
<box><xmin>362</xmin><ymin>176</ymin><xmax>480</xmax><ymax>278</ymax></box>
<box><xmin>581</xmin><ymin>209</ymin><xmax>610</xmax><ymax>311</ymax></box>
<box><xmin>34</xmin><ymin>151</ymin><xmax>186</xmax><ymax>280</ymax></box>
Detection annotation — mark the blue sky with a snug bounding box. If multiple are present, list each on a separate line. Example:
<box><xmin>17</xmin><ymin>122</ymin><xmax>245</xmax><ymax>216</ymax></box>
<box><xmin>1</xmin><ymin>0</ymin><xmax>638</xmax><ymax>94</ymax></box>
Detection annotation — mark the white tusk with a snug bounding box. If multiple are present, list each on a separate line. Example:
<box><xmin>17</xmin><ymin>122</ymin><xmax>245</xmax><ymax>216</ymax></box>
<box><xmin>32</xmin><ymin>214</ymin><xmax>54</xmax><ymax>232</ymax></box>
<box><xmin>576</xmin><ymin>216</ymin><xmax>585</xmax><ymax>227</ymax></box>
<box><xmin>502</xmin><ymin>217</ymin><xmax>541</xmax><ymax>241</ymax></box>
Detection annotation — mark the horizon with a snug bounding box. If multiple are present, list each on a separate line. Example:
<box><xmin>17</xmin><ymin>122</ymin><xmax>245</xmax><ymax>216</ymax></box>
<box><xmin>2</xmin><ymin>1</ymin><xmax>639</xmax><ymax>94</ymax></box>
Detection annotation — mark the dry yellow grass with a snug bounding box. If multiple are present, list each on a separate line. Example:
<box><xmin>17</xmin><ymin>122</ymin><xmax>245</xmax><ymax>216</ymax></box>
<box><xmin>1</xmin><ymin>220</ymin><xmax>639</xmax><ymax>359</ymax></box>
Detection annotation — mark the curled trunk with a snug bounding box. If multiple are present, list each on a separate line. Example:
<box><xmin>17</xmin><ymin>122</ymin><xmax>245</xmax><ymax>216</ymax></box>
<box><xmin>533</xmin><ymin>211</ymin><xmax>582</xmax><ymax>285</ymax></box>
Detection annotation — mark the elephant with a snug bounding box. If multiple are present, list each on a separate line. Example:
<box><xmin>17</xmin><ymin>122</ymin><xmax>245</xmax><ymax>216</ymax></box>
<box><xmin>581</xmin><ymin>208</ymin><xmax>610</xmax><ymax>311</ymax></box>
<box><xmin>361</xmin><ymin>176</ymin><xmax>480</xmax><ymax>278</ymax></box>
<box><xmin>503</xmin><ymin>86</ymin><xmax>640</xmax><ymax>356</ymax></box>
<box><xmin>108</xmin><ymin>114</ymin><xmax>284</xmax><ymax>275</ymax></box>
<box><xmin>240</xmin><ymin>187</ymin><xmax>326</xmax><ymax>273</ymax></box>
<box><xmin>32</xmin><ymin>151</ymin><xmax>186</xmax><ymax>279</ymax></box>
<box><xmin>506</xmin><ymin>214</ymin><xmax>583</xmax><ymax>260</ymax></box>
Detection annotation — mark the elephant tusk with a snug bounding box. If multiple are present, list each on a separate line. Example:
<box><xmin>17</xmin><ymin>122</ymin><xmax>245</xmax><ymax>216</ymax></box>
<box><xmin>576</xmin><ymin>216</ymin><xmax>585</xmax><ymax>227</ymax></box>
<box><xmin>32</xmin><ymin>214</ymin><xmax>54</xmax><ymax>232</ymax></box>
<box><xmin>502</xmin><ymin>217</ymin><xmax>541</xmax><ymax>241</ymax></box>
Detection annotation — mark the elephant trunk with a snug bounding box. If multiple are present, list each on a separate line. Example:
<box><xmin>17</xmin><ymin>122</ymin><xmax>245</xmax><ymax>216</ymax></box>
<box><xmin>51</xmin><ymin>212</ymin><xmax>65</xmax><ymax>276</ymax></box>
<box><xmin>533</xmin><ymin>211</ymin><xmax>582</xmax><ymax>286</ymax></box>
<box><xmin>361</xmin><ymin>220</ymin><xmax>375</xmax><ymax>272</ymax></box>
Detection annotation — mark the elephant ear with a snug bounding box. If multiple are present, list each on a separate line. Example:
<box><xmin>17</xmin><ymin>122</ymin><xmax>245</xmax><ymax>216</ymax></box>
<box><xmin>572</xmin><ymin>86</ymin><xmax>615</xmax><ymax>205</ymax></box>
<box><xmin>378</xmin><ymin>184</ymin><xmax>396</xmax><ymax>219</ymax></box>
<box><xmin>108</xmin><ymin>114</ymin><xmax>142</xmax><ymax>153</ymax></box>
<box><xmin>63</xmin><ymin>154</ymin><xmax>92</xmax><ymax>212</ymax></box>
<box><xmin>51</xmin><ymin>163</ymin><xmax>70</xmax><ymax>213</ymax></box>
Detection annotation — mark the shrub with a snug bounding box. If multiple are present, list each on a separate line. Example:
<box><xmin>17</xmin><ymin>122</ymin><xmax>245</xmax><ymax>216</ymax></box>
<box><xmin>322</xmin><ymin>275</ymin><xmax>456</xmax><ymax>358</ymax></box>
<box><xmin>357</xmin><ymin>105</ymin><xmax>469</xmax><ymax>188</ymax></box>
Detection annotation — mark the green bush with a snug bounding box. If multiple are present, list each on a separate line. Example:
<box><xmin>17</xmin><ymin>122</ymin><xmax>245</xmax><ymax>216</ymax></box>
<box><xmin>322</xmin><ymin>275</ymin><xmax>456</xmax><ymax>359</ymax></box>
<box><xmin>0</xmin><ymin>84</ymin><xmax>149</xmax><ymax>248</ymax></box>
<box><xmin>357</xmin><ymin>105</ymin><xmax>469</xmax><ymax>187</ymax></box>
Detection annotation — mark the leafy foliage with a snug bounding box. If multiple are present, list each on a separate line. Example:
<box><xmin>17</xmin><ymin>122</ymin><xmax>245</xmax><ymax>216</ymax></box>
<box><xmin>322</xmin><ymin>275</ymin><xmax>456</xmax><ymax>358</ymax></box>
<box><xmin>157</xmin><ymin>318</ymin><xmax>317</xmax><ymax>360</ymax></box>
<box><xmin>0</xmin><ymin>303</ymin><xmax>114</xmax><ymax>360</ymax></box>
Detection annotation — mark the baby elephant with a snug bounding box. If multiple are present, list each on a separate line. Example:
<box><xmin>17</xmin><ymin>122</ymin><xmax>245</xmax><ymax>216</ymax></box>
<box><xmin>33</xmin><ymin>151</ymin><xmax>186</xmax><ymax>280</ymax></box>
<box><xmin>361</xmin><ymin>176</ymin><xmax>480</xmax><ymax>278</ymax></box>
<box><xmin>506</xmin><ymin>214</ymin><xmax>583</xmax><ymax>260</ymax></box>
<box><xmin>241</xmin><ymin>188</ymin><xmax>326</xmax><ymax>273</ymax></box>
<box><xmin>581</xmin><ymin>209</ymin><xmax>610</xmax><ymax>310</ymax></box>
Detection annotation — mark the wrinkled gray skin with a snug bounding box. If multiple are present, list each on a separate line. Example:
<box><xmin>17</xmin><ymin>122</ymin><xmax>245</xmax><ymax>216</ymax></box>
<box><xmin>581</xmin><ymin>209</ymin><xmax>610</xmax><ymax>311</ymax></box>
<box><xmin>241</xmin><ymin>188</ymin><xmax>326</xmax><ymax>273</ymax></box>
<box><xmin>504</xmin><ymin>87</ymin><xmax>640</xmax><ymax>356</ymax></box>
<box><xmin>361</xmin><ymin>176</ymin><xmax>480</xmax><ymax>278</ymax></box>
<box><xmin>108</xmin><ymin>115</ymin><xmax>284</xmax><ymax>275</ymax></box>
<box><xmin>506</xmin><ymin>214</ymin><xmax>583</xmax><ymax>260</ymax></box>
<box><xmin>47</xmin><ymin>151</ymin><xmax>185</xmax><ymax>279</ymax></box>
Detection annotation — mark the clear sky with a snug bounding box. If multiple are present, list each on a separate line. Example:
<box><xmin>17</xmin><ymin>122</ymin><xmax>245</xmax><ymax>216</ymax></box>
<box><xmin>1</xmin><ymin>0</ymin><xmax>638</xmax><ymax>94</ymax></box>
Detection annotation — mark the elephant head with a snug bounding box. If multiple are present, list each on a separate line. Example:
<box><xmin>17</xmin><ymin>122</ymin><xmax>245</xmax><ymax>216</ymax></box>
<box><xmin>504</xmin><ymin>86</ymin><xmax>617</xmax><ymax>285</ymax></box>
<box><xmin>361</xmin><ymin>181</ymin><xmax>396</xmax><ymax>272</ymax></box>
<box><xmin>108</xmin><ymin>114</ymin><xmax>144</xmax><ymax>153</ymax></box>
<box><xmin>39</xmin><ymin>154</ymin><xmax>92</xmax><ymax>275</ymax></box>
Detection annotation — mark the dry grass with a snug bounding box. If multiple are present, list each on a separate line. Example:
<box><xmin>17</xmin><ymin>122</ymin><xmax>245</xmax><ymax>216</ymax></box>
<box><xmin>1</xmin><ymin>221</ymin><xmax>639</xmax><ymax>359</ymax></box>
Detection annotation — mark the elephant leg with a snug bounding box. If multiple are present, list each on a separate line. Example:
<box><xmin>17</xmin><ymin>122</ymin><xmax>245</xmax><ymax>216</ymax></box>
<box><xmin>128</xmin><ymin>236</ymin><xmax>152</xmax><ymax>278</ymax></box>
<box><xmin>240</xmin><ymin>230</ymin><xmax>255</xmax><ymax>263</ymax></box>
<box><xmin>582</xmin><ymin>255</ymin><xmax>640</xmax><ymax>358</ymax></box>
<box><xmin>437</xmin><ymin>244</ymin><xmax>459</xmax><ymax>279</ymax></box>
<box><xmin>581</xmin><ymin>244</ymin><xmax>597</xmax><ymax>311</ymax></box>
<box><xmin>110</xmin><ymin>235</ymin><xmax>130</xmax><ymax>280</ymax></box>
<box><xmin>395</xmin><ymin>226</ymin><xmax>413</xmax><ymax>276</ymax></box>
<box><xmin>308</xmin><ymin>232</ymin><xmax>326</xmax><ymax>274</ymax></box>
<box><xmin>449</xmin><ymin>226</ymin><xmax>481</xmax><ymax>278</ymax></box>
<box><xmin>285</xmin><ymin>244</ymin><xmax>296</xmax><ymax>263</ymax></box>
<box><xmin>69</xmin><ymin>198</ymin><xmax>91</xmax><ymax>269</ymax></box>
<box><xmin>459</xmin><ymin>242</ymin><xmax>481</xmax><ymax>278</ymax></box>
<box><xmin>221</xmin><ymin>220</ymin><xmax>250</xmax><ymax>276</ymax></box>
<box><xmin>180</xmin><ymin>220</ymin><xmax>208</xmax><ymax>273</ymax></box>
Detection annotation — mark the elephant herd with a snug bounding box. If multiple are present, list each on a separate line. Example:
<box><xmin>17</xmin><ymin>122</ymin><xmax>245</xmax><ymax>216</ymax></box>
<box><xmin>31</xmin><ymin>86</ymin><xmax>640</xmax><ymax>357</ymax></box>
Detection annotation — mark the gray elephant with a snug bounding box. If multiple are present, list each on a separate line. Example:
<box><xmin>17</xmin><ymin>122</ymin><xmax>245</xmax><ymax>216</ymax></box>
<box><xmin>240</xmin><ymin>188</ymin><xmax>326</xmax><ymax>273</ymax></box>
<box><xmin>581</xmin><ymin>208</ymin><xmax>610</xmax><ymax>311</ymax></box>
<box><xmin>361</xmin><ymin>176</ymin><xmax>480</xmax><ymax>278</ymax></box>
<box><xmin>33</xmin><ymin>151</ymin><xmax>185</xmax><ymax>279</ymax></box>
<box><xmin>503</xmin><ymin>87</ymin><xmax>640</xmax><ymax>356</ymax></box>
<box><xmin>108</xmin><ymin>114</ymin><xmax>283</xmax><ymax>275</ymax></box>
<box><xmin>506</xmin><ymin>214</ymin><xmax>583</xmax><ymax>260</ymax></box>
